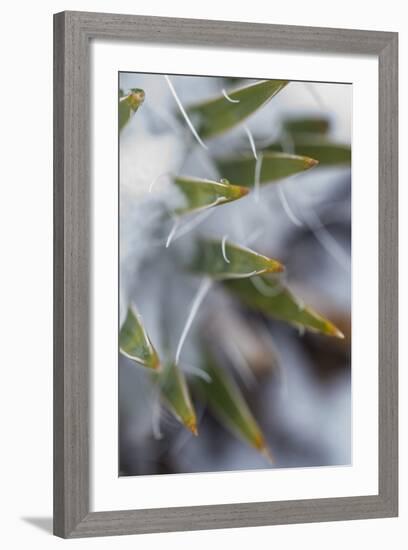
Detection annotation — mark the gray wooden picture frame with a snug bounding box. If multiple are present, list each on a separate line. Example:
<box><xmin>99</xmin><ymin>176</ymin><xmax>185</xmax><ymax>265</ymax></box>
<box><xmin>53</xmin><ymin>10</ymin><xmax>398</xmax><ymax>538</ymax></box>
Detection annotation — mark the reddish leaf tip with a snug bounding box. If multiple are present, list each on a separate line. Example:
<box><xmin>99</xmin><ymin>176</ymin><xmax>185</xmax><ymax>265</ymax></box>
<box><xmin>272</xmin><ymin>261</ymin><xmax>285</xmax><ymax>274</ymax></box>
<box><xmin>186</xmin><ymin>418</ymin><xmax>199</xmax><ymax>436</ymax></box>
<box><xmin>304</xmin><ymin>157</ymin><xmax>319</xmax><ymax>168</ymax></box>
<box><xmin>237</xmin><ymin>185</ymin><xmax>250</xmax><ymax>197</ymax></box>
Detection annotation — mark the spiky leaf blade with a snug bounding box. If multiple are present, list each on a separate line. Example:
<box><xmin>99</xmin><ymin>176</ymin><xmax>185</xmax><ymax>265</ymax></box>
<box><xmin>266</xmin><ymin>141</ymin><xmax>351</xmax><ymax>166</ymax></box>
<box><xmin>173</xmin><ymin>176</ymin><xmax>249</xmax><ymax>215</ymax></box>
<box><xmin>198</xmin><ymin>354</ymin><xmax>272</xmax><ymax>459</ymax></box>
<box><xmin>186</xmin><ymin>80</ymin><xmax>289</xmax><ymax>139</ymax></box>
<box><xmin>216</xmin><ymin>152</ymin><xmax>318</xmax><ymax>187</ymax></box>
<box><xmin>189</xmin><ymin>238</ymin><xmax>284</xmax><ymax>279</ymax></box>
<box><xmin>154</xmin><ymin>362</ymin><xmax>198</xmax><ymax>435</ymax></box>
<box><xmin>119</xmin><ymin>308</ymin><xmax>160</xmax><ymax>369</ymax></box>
<box><xmin>224</xmin><ymin>276</ymin><xmax>344</xmax><ymax>338</ymax></box>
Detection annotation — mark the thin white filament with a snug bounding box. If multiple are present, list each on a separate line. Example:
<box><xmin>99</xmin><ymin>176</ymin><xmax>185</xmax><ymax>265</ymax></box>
<box><xmin>219</xmin><ymin>270</ymin><xmax>258</xmax><ymax>280</ymax></box>
<box><xmin>222</xmin><ymin>89</ymin><xmax>240</xmax><ymax>103</ymax></box>
<box><xmin>163</xmin><ymin>207</ymin><xmax>217</xmax><ymax>248</ymax></box>
<box><xmin>181</xmin><ymin>364</ymin><xmax>212</xmax><ymax>383</ymax></box>
<box><xmin>171</xmin><ymin>208</ymin><xmax>215</xmax><ymax>243</ymax></box>
<box><xmin>277</xmin><ymin>133</ymin><xmax>305</xmax><ymax>226</ymax></box>
<box><xmin>175</xmin><ymin>278</ymin><xmax>212</xmax><ymax>365</ymax></box>
<box><xmin>303</xmin><ymin>82</ymin><xmax>327</xmax><ymax>111</ymax></box>
<box><xmin>243</xmin><ymin>124</ymin><xmax>258</xmax><ymax>160</ymax></box>
<box><xmin>224</xmin><ymin>340</ymin><xmax>256</xmax><ymax>388</ymax></box>
<box><xmin>305</xmin><ymin>211</ymin><xmax>351</xmax><ymax>272</ymax></box>
<box><xmin>164</xmin><ymin>75</ymin><xmax>208</xmax><ymax>150</ymax></box>
<box><xmin>254</xmin><ymin>151</ymin><xmax>263</xmax><ymax>203</ymax></box>
<box><xmin>277</xmin><ymin>185</ymin><xmax>304</xmax><ymax>227</ymax></box>
<box><xmin>119</xmin><ymin>348</ymin><xmax>146</xmax><ymax>364</ymax></box>
<box><xmin>165</xmin><ymin>218</ymin><xmax>179</xmax><ymax>248</ymax></box>
<box><xmin>221</xmin><ymin>235</ymin><xmax>230</xmax><ymax>263</ymax></box>
<box><xmin>149</xmin><ymin>172</ymin><xmax>170</xmax><ymax>193</ymax></box>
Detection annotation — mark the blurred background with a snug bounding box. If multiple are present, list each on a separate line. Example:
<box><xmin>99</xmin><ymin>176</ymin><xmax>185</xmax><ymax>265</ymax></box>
<box><xmin>119</xmin><ymin>73</ymin><xmax>352</xmax><ymax>476</ymax></box>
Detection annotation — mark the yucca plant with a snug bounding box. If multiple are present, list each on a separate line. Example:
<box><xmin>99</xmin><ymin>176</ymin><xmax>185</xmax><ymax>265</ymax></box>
<box><xmin>119</xmin><ymin>76</ymin><xmax>351</xmax><ymax>470</ymax></box>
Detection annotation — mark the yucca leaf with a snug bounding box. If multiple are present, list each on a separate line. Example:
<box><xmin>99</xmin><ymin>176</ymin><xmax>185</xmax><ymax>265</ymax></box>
<box><xmin>119</xmin><ymin>88</ymin><xmax>145</xmax><ymax>132</ymax></box>
<box><xmin>189</xmin><ymin>238</ymin><xmax>284</xmax><ymax>279</ymax></box>
<box><xmin>265</xmin><ymin>141</ymin><xmax>351</xmax><ymax>166</ymax></box>
<box><xmin>186</xmin><ymin>80</ymin><xmax>288</xmax><ymax>139</ymax></box>
<box><xmin>119</xmin><ymin>308</ymin><xmax>160</xmax><ymax>370</ymax></box>
<box><xmin>282</xmin><ymin>116</ymin><xmax>330</xmax><ymax>136</ymax></box>
<box><xmin>173</xmin><ymin>176</ymin><xmax>249</xmax><ymax>215</ymax></box>
<box><xmin>198</xmin><ymin>354</ymin><xmax>272</xmax><ymax>459</ymax></box>
<box><xmin>216</xmin><ymin>152</ymin><xmax>318</xmax><ymax>187</ymax></box>
<box><xmin>224</xmin><ymin>276</ymin><xmax>344</xmax><ymax>338</ymax></box>
<box><xmin>154</xmin><ymin>362</ymin><xmax>198</xmax><ymax>435</ymax></box>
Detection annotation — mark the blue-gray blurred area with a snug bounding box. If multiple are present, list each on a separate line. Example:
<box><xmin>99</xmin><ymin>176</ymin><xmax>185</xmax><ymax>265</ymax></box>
<box><xmin>119</xmin><ymin>72</ymin><xmax>351</xmax><ymax>476</ymax></box>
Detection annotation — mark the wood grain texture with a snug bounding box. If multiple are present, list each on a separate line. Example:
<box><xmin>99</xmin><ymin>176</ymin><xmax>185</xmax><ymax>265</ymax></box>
<box><xmin>53</xmin><ymin>11</ymin><xmax>90</xmax><ymax>537</ymax></box>
<box><xmin>53</xmin><ymin>10</ymin><xmax>398</xmax><ymax>538</ymax></box>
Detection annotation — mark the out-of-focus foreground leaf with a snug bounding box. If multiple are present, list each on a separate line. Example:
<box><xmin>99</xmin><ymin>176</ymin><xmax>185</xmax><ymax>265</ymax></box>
<box><xmin>216</xmin><ymin>152</ymin><xmax>318</xmax><ymax>187</ymax></box>
<box><xmin>173</xmin><ymin>176</ymin><xmax>249</xmax><ymax>215</ymax></box>
<box><xmin>119</xmin><ymin>88</ymin><xmax>145</xmax><ymax>132</ymax></box>
<box><xmin>198</xmin><ymin>353</ymin><xmax>272</xmax><ymax>460</ymax></box>
<box><xmin>224</xmin><ymin>276</ymin><xmax>344</xmax><ymax>338</ymax></box>
<box><xmin>153</xmin><ymin>362</ymin><xmax>198</xmax><ymax>435</ymax></box>
<box><xmin>282</xmin><ymin>116</ymin><xmax>331</xmax><ymax>136</ymax></box>
<box><xmin>186</xmin><ymin>80</ymin><xmax>288</xmax><ymax>139</ymax></box>
<box><xmin>189</xmin><ymin>238</ymin><xmax>284</xmax><ymax>279</ymax></box>
<box><xmin>265</xmin><ymin>141</ymin><xmax>351</xmax><ymax>166</ymax></box>
<box><xmin>119</xmin><ymin>308</ymin><xmax>160</xmax><ymax>369</ymax></box>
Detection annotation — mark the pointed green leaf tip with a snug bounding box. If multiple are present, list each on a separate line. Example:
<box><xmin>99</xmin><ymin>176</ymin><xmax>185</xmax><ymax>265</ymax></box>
<box><xmin>216</xmin><ymin>152</ymin><xmax>318</xmax><ymax>187</ymax></box>
<box><xmin>119</xmin><ymin>308</ymin><xmax>160</xmax><ymax>370</ymax></box>
<box><xmin>265</xmin><ymin>141</ymin><xmax>351</xmax><ymax>167</ymax></box>
<box><xmin>153</xmin><ymin>362</ymin><xmax>198</xmax><ymax>435</ymax></box>
<box><xmin>198</xmin><ymin>354</ymin><xmax>273</xmax><ymax>460</ymax></box>
<box><xmin>119</xmin><ymin>88</ymin><xmax>145</xmax><ymax>132</ymax></box>
<box><xmin>189</xmin><ymin>238</ymin><xmax>284</xmax><ymax>280</ymax></box>
<box><xmin>224</xmin><ymin>276</ymin><xmax>344</xmax><ymax>338</ymax></box>
<box><xmin>186</xmin><ymin>79</ymin><xmax>288</xmax><ymax>139</ymax></box>
<box><xmin>173</xmin><ymin>176</ymin><xmax>249</xmax><ymax>215</ymax></box>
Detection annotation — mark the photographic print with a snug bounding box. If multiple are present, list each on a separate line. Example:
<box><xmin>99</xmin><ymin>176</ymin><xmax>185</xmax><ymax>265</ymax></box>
<box><xmin>118</xmin><ymin>73</ymin><xmax>352</xmax><ymax>477</ymax></box>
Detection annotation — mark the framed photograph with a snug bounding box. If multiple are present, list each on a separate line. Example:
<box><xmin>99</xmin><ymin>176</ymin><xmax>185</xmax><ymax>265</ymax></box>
<box><xmin>53</xmin><ymin>11</ymin><xmax>398</xmax><ymax>538</ymax></box>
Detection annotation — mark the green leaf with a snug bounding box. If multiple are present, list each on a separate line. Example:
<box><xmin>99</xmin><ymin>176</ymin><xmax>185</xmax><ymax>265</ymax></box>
<box><xmin>153</xmin><ymin>362</ymin><xmax>198</xmax><ymax>435</ymax></box>
<box><xmin>119</xmin><ymin>308</ymin><xmax>160</xmax><ymax>370</ymax></box>
<box><xmin>119</xmin><ymin>88</ymin><xmax>145</xmax><ymax>132</ymax></box>
<box><xmin>282</xmin><ymin>116</ymin><xmax>331</xmax><ymax>136</ymax></box>
<box><xmin>173</xmin><ymin>176</ymin><xmax>249</xmax><ymax>215</ymax></box>
<box><xmin>198</xmin><ymin>354</ymin><xmax>272</xmax><ymax>459</ymax></box>
<box><xmin>186</xmin><ymin>80</ymin><xmax>288</xmax><ymax>139</ymax></box>
<box><xmin>216</xmin><ymin>152</ymin><xmax>318</xmax><ymax>187</ymax></box>
<box><xmin>189</xmin><ymin>238</ymin><xmax>284</xmax><ymax>279</ymax></box>
<box><xmin>266</xmin><ymin>141</ymin><xmax>351</xmax><ymax>166</ymax></box>
<box><xmin>224</xmin><ymin>276</ymin><xmax>344</xmax><ymax>338</ymax></box>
